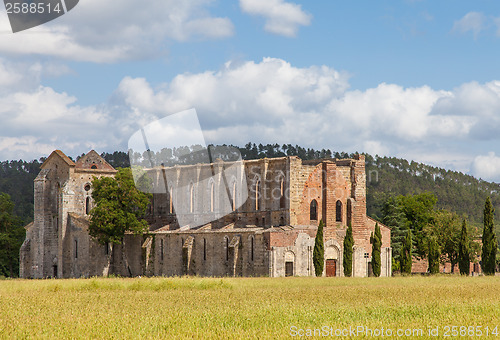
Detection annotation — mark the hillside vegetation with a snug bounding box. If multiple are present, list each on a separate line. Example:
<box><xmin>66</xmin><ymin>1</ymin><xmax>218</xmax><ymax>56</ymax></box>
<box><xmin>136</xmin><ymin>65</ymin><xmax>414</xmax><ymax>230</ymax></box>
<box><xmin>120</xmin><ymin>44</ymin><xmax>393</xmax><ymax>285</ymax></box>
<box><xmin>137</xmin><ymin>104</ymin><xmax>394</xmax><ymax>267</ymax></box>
<box><xmin>1</xmin><ymin>143</ymin><xmax>499</xmax><ymax>276</ymax></box>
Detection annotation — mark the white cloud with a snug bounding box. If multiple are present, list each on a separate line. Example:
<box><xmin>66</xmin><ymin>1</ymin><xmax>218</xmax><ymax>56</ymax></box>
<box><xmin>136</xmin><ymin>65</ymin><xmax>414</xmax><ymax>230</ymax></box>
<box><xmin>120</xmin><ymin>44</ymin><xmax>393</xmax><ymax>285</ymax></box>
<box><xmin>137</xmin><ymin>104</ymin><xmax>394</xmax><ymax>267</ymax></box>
<box><xmin>239</xmin><ymin>0</ymin><xmax>311</xmax><ymax>37</ymax></box>
<box><xmin>452</xmin><ymin>12</ymin><xmax>486</xmax><ymax>39</ymax></box>
<box><xmin>472</xmin><ymin>152</ymin><xmax>500</xmax><ymax>182</ymax></box>
<box><xmin>111</xmin><ymin>58</ymin><xmax>500</xmax><ymax>180</ymax></box>
<box><xmin>3</xmin><ymin>57</ymin><xmax>500</xmax><ymax>183</ymax></box>
<box><xmin>0</xmin><ymin>0</ymin><xmax>234</xmax><ymax>62</ymax></box>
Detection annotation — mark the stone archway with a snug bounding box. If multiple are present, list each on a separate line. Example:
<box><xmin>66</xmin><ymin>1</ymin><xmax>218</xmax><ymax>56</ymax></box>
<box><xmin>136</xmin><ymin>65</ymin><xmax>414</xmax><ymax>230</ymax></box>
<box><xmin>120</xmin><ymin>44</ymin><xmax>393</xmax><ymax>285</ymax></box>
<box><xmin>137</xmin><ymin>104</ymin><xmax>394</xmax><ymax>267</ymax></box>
<box><xmin>284</xmin><ymin>251</ymin><xmax>295</xmax><ymax>277</ymax></box>
<box><xmin>324</xmin><ymin>240</ymin><xmax>341</xmax><ymax>277</ymax></box>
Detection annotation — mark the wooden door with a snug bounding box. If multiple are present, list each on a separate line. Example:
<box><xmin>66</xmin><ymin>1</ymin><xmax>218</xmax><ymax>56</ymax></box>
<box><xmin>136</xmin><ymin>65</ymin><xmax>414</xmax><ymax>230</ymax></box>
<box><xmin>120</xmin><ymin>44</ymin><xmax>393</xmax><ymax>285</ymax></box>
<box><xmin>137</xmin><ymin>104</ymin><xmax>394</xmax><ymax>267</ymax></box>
<box><xmin>326</xmin><ymin>259</ymin><xmax>336</xmax><ymax>277</ymax></box>
<box><xmin>285</xmin><ymin>261</ymin><xmax>294</xmax><ymax>277</ymax></box>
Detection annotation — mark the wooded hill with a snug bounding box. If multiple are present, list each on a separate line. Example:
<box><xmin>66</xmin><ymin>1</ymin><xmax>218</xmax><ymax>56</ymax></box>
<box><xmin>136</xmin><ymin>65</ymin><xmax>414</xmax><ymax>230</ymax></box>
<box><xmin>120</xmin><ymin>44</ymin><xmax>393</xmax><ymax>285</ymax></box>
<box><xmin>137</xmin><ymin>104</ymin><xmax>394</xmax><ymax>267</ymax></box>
<box><xmin>1</xmin><ymin>143</ymin><xmax>500</xmax><ymax>228</ymax></box>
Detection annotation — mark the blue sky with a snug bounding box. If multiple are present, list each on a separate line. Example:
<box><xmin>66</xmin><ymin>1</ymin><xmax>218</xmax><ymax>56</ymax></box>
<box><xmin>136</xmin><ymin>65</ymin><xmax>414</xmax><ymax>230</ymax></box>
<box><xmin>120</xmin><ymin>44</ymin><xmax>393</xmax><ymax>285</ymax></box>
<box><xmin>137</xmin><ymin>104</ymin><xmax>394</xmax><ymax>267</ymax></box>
<box><xmin>1</xmin><ymin>0</ymin><xmax>500</xmax><ymax>181</ymax></box>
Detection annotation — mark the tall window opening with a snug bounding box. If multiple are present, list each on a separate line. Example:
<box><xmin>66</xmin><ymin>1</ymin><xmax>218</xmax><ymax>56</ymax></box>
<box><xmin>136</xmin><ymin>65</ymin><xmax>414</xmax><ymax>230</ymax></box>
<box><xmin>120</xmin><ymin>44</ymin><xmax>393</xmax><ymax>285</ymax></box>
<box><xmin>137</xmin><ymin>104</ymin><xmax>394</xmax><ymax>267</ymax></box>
<box><xmin>160</xmin><ymin>239</ymin><xmax>164</xmax><ymax>261</ymax></box>
<box><xmin>231</xmin><ymin>181</ymin><xmax>236</xmax><ymax>211</ymax></box>
<box><xmin>250</xmin><ymin>236</ymin><xmax>254</xmax><ymax>261</ymax></box>
<box><xmin>336</xmin><ymin>200</ymin><xmax>343</xmax><ymax>222</ymax></box>
<box><xmin>347</xmin><ymin>199</ymin><xmax>352</xmax><ymax>226</ymax></box>
<box><xmin>210</xmin><ymin>181</ymin><xmax>214</xmax><ymax>212</ymax></box>
<box><xmin>255</xmin><ymin>179</ymin><xmax>260</xmax><ymax>211</ymax></box>
<box><xmin>203</xmin><ymin>238</ymin><xmax>207</xmax><ymax>261</ymax></box>
<box><xmin>279</xmin><ymin>178</ymin><xmax>285</xmax><ymax>209</ymax></box>
<box><xmin>225</xmin><ymin>237</ymin><xmax>229</xmax><ymax>261</ymax></box>
<box><xmin>189</xmin><ymin>183</ymin><xmax>194</xmax><ymax>213</ymax></box>
<box><xmin>169</xmin><ymin>187</ymin><xmax>173</xmax><ymax>214</ymax></box>
<box><xmin>85</xmin><ymin>196</ymin><xmax>90</xmax><ymax>215</ymax></box>
<box><xmin>310</xmin><ymin>200</ymin><xmax>318</xmax><ymax>220</ymax></box>
<box><xmin>74</xmin><ymin>240</ymin><xmax>78</xmax><ymax>259</ymax></box>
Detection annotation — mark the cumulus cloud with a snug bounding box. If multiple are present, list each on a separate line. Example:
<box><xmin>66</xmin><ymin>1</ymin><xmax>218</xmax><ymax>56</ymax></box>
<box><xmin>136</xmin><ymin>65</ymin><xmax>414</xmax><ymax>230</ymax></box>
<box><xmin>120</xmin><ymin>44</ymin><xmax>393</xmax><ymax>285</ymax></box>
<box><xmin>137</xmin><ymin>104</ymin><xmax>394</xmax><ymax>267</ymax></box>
<box><xmin>110</xmin><ymin>58</ymin><xmax>500</xmax><ymax>181</ymax></box>
<box><xmin>239</xmin><ymin>0</ymin><xmax>311</xmax><ymax>37</ymax></box>
<box><xmin>452</xmin><ymin>12</ymin><xmax>486</xmax><ymax>39</ymax></box>
<box><xmin>3</xmin><ymin>57</ymin><xmax>500</xmax><ymax>182</ymax></box>
<box><xmin>0</xmin><ymin>0</ymin><xmax>234</xmax><ymax>62</ymax></box>
<box><xmin>472</xmin><ymin>152</ymin><xmax>500</xmax><ymax>182</ymax></box>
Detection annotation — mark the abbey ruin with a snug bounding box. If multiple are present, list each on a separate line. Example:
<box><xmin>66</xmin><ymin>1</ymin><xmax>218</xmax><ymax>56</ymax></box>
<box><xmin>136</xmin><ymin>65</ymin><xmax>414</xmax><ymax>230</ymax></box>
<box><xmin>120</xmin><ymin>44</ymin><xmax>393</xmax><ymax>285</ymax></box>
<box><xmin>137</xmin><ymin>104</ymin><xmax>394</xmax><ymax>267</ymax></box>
<box><xmin>20</xmin><ymin>150</ymin><xmax>391</xmax><ymax>278</ymax></box>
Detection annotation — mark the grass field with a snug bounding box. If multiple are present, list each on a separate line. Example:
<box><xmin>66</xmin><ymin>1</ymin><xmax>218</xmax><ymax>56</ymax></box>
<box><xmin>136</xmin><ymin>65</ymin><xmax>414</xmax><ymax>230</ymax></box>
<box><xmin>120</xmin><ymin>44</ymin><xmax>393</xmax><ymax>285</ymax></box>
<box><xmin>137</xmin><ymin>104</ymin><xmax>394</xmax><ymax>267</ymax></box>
<box><xmin>1</xmin><ymin>275</ymin><xmax>499</xmax><ymax>339</ymax></box>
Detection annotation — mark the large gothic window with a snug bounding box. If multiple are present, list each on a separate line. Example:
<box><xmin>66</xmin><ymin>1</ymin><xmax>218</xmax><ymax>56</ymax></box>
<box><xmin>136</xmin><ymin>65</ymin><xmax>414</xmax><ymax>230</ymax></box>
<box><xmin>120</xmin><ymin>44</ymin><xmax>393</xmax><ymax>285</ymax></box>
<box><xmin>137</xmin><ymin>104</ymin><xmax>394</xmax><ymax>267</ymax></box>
<box><xmin>347</xmin><ymin>199</ymin><xmax>352</xmax><ymax>226</ymax></box>
<box><xmin>336</xmin><ymin>200</ymin><xmax>343</xmax><ymax>222</ymax></box>
<box><xmin>209</xmin><ymin>181</ymin><xmax>215</xmax><ymax>212</ymax></box>
<box><xmin>279</xmin><ymin>178</ymin><xmax>285</xmax><ymax>209</ymax></box>
<box><xmin>169</xmin><ymin>187</ymin><xmax>173</xmax><ymax>214</ymax></box>
<box><xmin>310</xmin><ymin>200</ymin><xmax>318</xmax><ymax>220</ymax></box>
<box><xmin>231</xmin><ymin>180</ymin><xmax>236</xmax><ymax>211</ymax></box>
<box><xmin>255</xmin><ymin>179</ymin><xmax>261</xmax><ymax>211</ymax></box>
<box><xmin>189</xmin><ymin>183</ymin><xmax>194</xmax><ymax>213</ymax></box>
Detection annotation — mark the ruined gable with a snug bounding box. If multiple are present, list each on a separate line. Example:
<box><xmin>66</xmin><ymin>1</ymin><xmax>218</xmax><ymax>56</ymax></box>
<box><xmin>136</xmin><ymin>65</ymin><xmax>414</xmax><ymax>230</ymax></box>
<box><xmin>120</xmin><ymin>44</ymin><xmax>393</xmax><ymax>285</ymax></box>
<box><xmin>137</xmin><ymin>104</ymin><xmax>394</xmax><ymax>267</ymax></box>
<box><xmin>75</xmin><ymin>150</ymin><xmax>115</xmax><ymax>171</ymax></box>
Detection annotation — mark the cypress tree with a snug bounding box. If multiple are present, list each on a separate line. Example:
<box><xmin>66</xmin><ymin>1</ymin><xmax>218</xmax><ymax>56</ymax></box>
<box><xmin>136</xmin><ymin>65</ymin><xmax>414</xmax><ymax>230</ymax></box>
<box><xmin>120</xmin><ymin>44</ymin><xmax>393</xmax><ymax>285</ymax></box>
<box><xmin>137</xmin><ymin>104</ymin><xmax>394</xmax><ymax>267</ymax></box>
<box><xmin>370</xmin><ymin>223</ymin><xmax>382</xmax><ymax>277</ymax></box>
<box><xmin>343</xmin><ymin>222</ymin><xmax>354</xmax><ymax>277</ymax></box>
<box><xmin>313</xmin><ymin>220</ymin><xmax>325</xmax><ymax>277</ymax></box>
<box><xmin>427</xmin><ymin>237</ymin><xmax>440</xmax><ymax>274</ymax></box>
<box><xmin>400</xmin><ymin>229</ymin><xmax>413</xmax><ymax>274</ymax></box>
<box><xmin>458</xmin><ymin>219</ymin><xmax>470</xmax><ymax>275</ymax></box>
<box><xmin>482</xmin><ymin>197</ymin><xmax>497</xmax><ymax>275</ymax></box>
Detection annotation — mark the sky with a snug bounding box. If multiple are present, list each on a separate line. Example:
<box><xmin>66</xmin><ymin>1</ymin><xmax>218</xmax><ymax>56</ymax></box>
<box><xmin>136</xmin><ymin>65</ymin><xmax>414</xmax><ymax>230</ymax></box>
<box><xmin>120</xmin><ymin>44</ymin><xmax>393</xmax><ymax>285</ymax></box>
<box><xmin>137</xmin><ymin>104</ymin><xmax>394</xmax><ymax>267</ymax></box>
<box><xmin>1</xmin><ymin>0</ymin><xmax>500</xmax><ymax>181</ymax></box>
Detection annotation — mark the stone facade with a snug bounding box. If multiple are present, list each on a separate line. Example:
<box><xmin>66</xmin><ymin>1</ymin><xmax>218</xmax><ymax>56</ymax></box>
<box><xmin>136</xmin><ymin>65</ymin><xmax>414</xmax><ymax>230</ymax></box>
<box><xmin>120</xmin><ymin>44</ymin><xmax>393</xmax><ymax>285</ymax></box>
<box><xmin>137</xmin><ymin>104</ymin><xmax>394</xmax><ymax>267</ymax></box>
<box><xmin>20</xmin><ymin>150</ymin><xmax>391</xmax><ymax>278</ymax></box>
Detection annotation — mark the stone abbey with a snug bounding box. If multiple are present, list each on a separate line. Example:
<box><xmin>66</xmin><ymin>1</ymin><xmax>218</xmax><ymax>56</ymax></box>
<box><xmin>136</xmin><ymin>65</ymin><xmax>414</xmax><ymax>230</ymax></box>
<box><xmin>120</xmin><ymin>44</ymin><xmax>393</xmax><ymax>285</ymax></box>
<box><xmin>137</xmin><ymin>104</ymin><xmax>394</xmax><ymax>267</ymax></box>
<box><xmin>20</xmin><ymin>149</ymin><xmax>391</xmax><ymax>278</ymax></box>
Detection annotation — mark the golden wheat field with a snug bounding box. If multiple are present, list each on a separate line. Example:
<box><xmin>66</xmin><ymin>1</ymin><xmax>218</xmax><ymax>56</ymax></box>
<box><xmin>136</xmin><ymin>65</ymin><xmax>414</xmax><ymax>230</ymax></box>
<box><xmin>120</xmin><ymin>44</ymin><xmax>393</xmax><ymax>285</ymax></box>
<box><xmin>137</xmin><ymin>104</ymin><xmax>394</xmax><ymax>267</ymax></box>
<box><xmin>0</xmin><ymin>275</ymin><xmax>499</xmax><ymax>339</ymax></box>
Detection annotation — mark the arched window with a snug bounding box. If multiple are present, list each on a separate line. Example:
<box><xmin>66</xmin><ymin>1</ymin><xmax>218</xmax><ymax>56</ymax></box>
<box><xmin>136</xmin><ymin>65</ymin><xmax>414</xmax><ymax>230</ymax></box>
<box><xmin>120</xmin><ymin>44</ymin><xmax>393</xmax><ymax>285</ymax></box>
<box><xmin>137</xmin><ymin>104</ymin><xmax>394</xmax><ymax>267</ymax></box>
<box><xmin>255</xmin><ymin>179</ymin><xmax>260</xmax><ymax>211</ymax></box>
<box><xmin>225</xmin><ymin>237</ymin><xmax>229</xmax><ymax>261</ymax></box>
<box><xmin>347</xmin><ymin>199</ymin><xmax>352</xmax><ymax>226</ymax></box>
<box><xmin>169</xmin><ymin>187</ymin><xmax>173</xmax><ymax>214</ymax></box>
<box><xmin>203</xmin><ymin>238</ymin><xmax>207</xmax><ymax>261</ymax></box>
<box><xmin>250</xmin><ymin>236</ymin><xmax>254</xmax><ymax>261</ymax></box>
<box><xmin>85</xmin><ymin>196</ymin><xmax>90</xmax><ymax>215</ymax></box>
<box><xmin>279</xmin><ymin>178</ymin><xmax>285</xmax><ymax>209</ymax></box>
<box><xmin>189</xmin><ymin>183</ymin><xmax>194</xmax><ymax>213</ymax></box>
<box><xmin>231</xmin><ymin>181</ymin><xmax>236</xmax><ymax>211</ymax></box>
<box><xmin>336</xmin><ymin>200</ymin><xmax>343</xmax><ymax>222</ymax></box>
<box><xmin>210</xmin><ymin>181</ymin><xmax>215</xmax><ymax>212</ymax></box>
<box><xmin>310</xmin><ymin>200</ymin><xmax>317</xmax><ymax>220</ymax></box>
<box><xmin>91</xmin><ymin>164</ymin><xmax>97</xmax><ymax>169</ymax></box>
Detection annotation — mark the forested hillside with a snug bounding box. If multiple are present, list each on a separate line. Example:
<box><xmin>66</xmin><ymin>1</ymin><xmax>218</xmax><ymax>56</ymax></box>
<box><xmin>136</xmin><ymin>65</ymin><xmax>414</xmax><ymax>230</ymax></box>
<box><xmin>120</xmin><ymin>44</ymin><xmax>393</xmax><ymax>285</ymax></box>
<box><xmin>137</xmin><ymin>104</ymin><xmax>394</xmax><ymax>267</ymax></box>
<box><xmin>1</xmin><ymin>144</ymin><xmax>499</xmax><ymax>227</ymax></box>
<box><xmin>1</xmin><ymin>143</ymin><xmax>500</xmax><ymax>277</ymax></box>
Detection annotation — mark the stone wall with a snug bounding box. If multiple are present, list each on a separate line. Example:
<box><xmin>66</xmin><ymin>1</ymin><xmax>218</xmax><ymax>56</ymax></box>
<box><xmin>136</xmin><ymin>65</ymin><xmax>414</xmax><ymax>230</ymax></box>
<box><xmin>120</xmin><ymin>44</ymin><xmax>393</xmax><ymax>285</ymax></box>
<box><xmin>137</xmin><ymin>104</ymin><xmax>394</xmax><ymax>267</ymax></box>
<box><xmin>153</xmin><ymin>228</ymin><xmax>269</xmax><ymax>277</ymax></box>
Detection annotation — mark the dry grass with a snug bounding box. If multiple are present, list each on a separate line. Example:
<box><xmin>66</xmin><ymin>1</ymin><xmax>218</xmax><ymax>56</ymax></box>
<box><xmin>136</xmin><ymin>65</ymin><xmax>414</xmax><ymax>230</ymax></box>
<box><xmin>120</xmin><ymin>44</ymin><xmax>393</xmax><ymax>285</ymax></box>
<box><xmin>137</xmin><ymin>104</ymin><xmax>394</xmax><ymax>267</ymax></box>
<box><xmin>1</xmin><ymin>275</ymin><xmax>499</xmax><ymax>339</ymax></box>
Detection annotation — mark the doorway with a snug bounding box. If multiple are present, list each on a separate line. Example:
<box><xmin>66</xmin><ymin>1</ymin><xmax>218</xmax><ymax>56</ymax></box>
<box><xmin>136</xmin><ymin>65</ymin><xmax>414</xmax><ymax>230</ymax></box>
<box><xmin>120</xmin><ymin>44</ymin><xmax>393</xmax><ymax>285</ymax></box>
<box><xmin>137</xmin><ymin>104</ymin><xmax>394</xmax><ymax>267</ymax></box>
<box><xmin>285</xmin><ymin>261</ymin><xmax>294</xmax><ymax>277</ymax></box>
<box><xmin>326</xmin><ymin>259</ymin><xmax>336</xmax><ymax>277</ymax></box>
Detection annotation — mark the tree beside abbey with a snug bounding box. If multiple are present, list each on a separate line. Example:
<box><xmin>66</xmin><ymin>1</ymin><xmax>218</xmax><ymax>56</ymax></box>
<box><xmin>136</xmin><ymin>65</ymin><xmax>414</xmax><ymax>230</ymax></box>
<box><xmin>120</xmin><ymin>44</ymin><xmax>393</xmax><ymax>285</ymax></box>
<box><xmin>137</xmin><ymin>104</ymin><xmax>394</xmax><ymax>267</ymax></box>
<box><xmin>0</xmin><ymin>143</ymin><xmax>498</xmax><ymax>276</ymax></box>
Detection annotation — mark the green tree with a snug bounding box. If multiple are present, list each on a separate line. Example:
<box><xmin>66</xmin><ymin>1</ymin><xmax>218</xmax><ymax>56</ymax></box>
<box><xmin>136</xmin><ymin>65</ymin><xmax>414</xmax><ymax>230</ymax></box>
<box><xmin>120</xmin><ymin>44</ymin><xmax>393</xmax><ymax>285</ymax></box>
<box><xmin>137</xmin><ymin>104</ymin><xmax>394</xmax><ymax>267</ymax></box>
<box><xmin>343</xmin><ymin>222</ymin><xmax>354</xmax><ymax>277</ymax></box>
<box><xmin>400</xmin><ymin>229</ymin><xmax>413</xmax><ymax>274</ymax></box>
<box><xmin>431</xmin><ymin>210</ymin><xmax>461</xmax><ymax>273</ymax></box>
<box><xmin>0</xmin><ymin>193</ymin><xmax>24</xmax><ymax>277</ymax></box>
<box><xmin>398</xmin><ymin>192</ymin><xmax>437</xmax><ymax>258</ymax></box>
<box><xmin>458</xmin><ymin>219</ymin><xmax>470</xmax><ymax>275</ymax></box>
<box><xmin>313</xmin><ymin>220</ymin><xmax>325</xmax><ymax>277</ymax></box>
<box><xmin>370</xmin><ymin>223</ymin><xmax>382</xmax><ymax>277</ymax></box>
<box><xmin>427</xmin><ymin>237</ymin><xmax>440</xmax><ymax>274</ymax></box>
<box><xmin>482</xmin><ymin>197</ymin><xmax>497</xmax><ymax>275</ymax></box>
<box><xmin>89</xmin><ymin>168</ymin><xmax>152</xmax><ymax>245</ymax></box>
<box><xmin>381</xmin><ymin>195</ymin><xmax>407</xmax><ymax>269</ymax></box>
